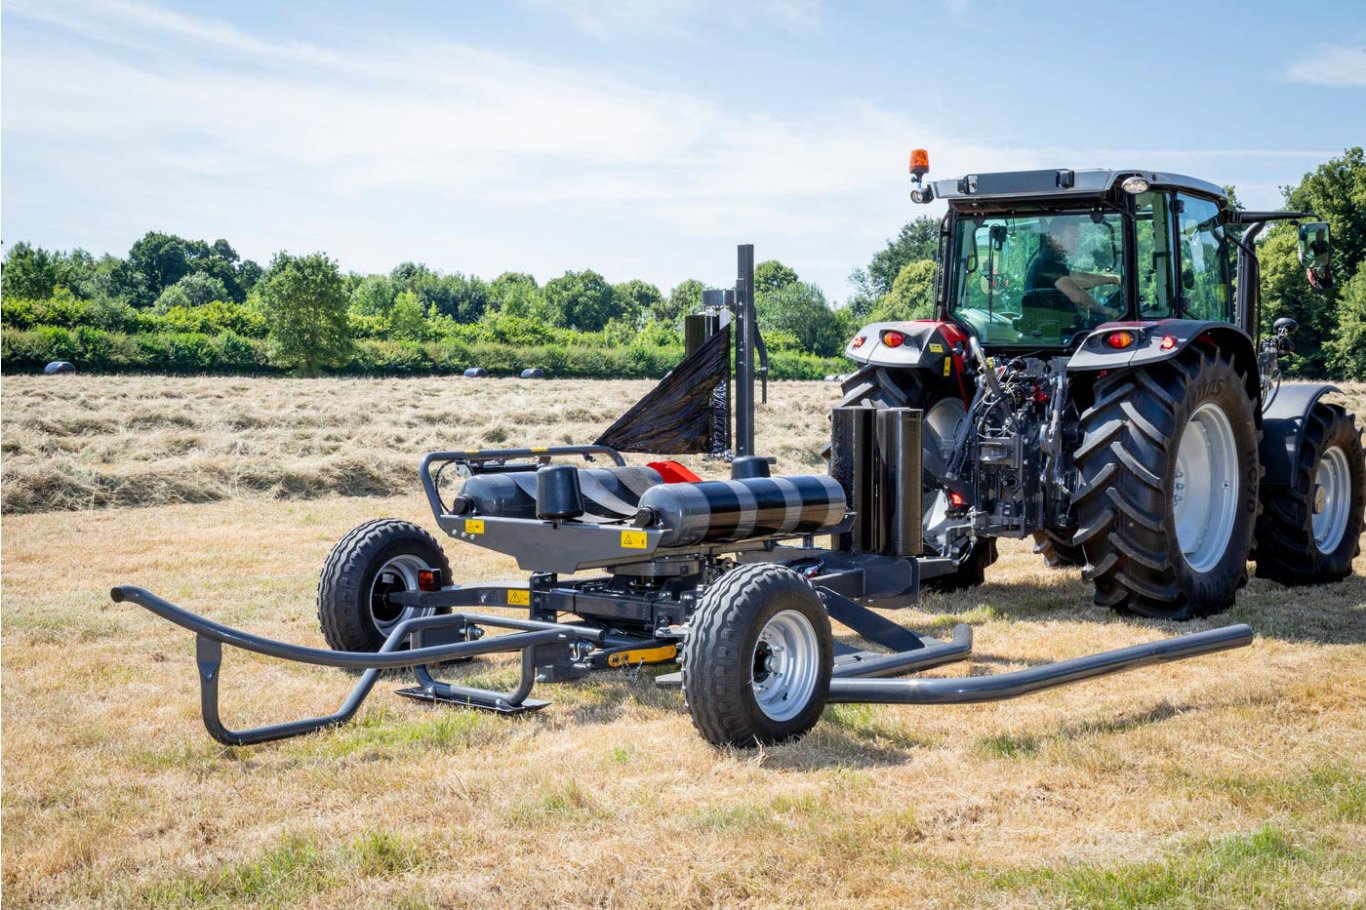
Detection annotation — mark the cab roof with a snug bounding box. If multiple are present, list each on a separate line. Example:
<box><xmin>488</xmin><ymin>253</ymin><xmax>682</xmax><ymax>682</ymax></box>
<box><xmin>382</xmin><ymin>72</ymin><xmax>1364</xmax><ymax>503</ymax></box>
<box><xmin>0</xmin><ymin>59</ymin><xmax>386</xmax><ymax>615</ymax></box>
<box><xmin>929</xmin><ymin>168</ymin><xmax>1226</xmax><ymax>205</ymax></box>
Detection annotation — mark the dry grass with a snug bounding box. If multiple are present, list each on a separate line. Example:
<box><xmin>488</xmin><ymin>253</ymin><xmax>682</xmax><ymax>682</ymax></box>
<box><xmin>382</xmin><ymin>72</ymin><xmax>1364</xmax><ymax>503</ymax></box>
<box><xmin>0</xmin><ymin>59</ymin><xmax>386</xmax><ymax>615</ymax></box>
<box><xmin>0</xmin><ymin>375</ymin><xmax>837</xmax><ymax>513</ymax></box>
<box><xmin>2</xmin><ymin>375</ymin><xmax>1365</xmax><ymax>909</ymax></box>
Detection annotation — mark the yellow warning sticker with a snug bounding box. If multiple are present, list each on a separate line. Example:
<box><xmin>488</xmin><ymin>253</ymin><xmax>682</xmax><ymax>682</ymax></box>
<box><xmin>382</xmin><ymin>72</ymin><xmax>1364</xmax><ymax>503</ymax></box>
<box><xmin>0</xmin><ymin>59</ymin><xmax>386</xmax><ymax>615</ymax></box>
<box><xmin>507</xmin><ymin>589</ymin><xmax>531</xmax><ymax>606</ymax></box>
<box><xmin>943</xmin><ymin>358</ymin><xmax>952</xmax><ymax>376</ymax></box>
<box><xmin>928</xmin><ymin>343</ymin><xmax>944</xmax><ymax>353</ymax></box>
<box><xmin>464</xmin><ymin>518</ymin><xmax>485</xmax><ymax>535</ymax></box>
<box><xmin>530</xmin><ymin>446</ymin><xmax>548</xmax><ymax>453</ymax></box>
<box><xmin>620</xmin><ymin>530</ymin><xmax>649</xmax><ymax>549</ymax></box>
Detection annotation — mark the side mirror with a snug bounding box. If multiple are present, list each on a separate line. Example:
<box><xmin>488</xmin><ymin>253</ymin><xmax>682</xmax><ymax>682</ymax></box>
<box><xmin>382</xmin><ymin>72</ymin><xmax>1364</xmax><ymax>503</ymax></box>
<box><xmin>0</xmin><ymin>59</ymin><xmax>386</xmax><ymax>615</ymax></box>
<box><xmin>1273</xmin><ymin>316</ymin><xmax>1298</xmax><ymax>336</ymax></box>
<box><xmin>1299</xmin><ymin>222</ymin><xmax>1332</xmax><ymax>289</ymax></box>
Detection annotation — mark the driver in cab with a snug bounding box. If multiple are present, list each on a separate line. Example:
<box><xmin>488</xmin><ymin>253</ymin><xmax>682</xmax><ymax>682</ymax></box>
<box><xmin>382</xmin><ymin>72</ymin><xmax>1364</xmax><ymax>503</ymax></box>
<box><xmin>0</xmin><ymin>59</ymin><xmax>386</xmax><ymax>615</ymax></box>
<box><xmin>1027</xmin><ymin>219</ymin><xmax>1121</xmax><ymax>320</ymax></box>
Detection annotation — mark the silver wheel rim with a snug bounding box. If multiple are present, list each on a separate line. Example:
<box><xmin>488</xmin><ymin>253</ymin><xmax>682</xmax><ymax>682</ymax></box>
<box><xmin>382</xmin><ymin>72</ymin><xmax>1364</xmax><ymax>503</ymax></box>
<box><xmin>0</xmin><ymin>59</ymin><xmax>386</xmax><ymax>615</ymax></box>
<box><xmin>1313</xmin><ymin>445</ymin><xmax>1352</xmax><ymax>554</ymax></box>
<box><xmin>1173</xmin><ymin>402</ymin><xmax>1240</xmax><ymax>573</ymax></box>
<box><xmin>750</xmin><ymin>609</ymin><xmax>820</xmax><ymax>722</ymax></box>
<box><xmin>369</xmin><ymin>554</ymin><xmax>434</xmax><ymax>637</ymax></box>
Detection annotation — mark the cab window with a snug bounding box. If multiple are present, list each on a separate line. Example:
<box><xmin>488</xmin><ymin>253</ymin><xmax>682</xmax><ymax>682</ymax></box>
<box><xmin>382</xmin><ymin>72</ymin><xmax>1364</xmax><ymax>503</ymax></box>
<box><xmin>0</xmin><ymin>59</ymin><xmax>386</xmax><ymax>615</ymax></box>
<box><xmin>1175</xmin><ymin>193</ymin><xmax>1232</xmax><ymax>322</ymax></box>
<box><xmin>1134</xmin><ymin>191</ymin><xmax>1177</xmax><ymax>317</ymax></box>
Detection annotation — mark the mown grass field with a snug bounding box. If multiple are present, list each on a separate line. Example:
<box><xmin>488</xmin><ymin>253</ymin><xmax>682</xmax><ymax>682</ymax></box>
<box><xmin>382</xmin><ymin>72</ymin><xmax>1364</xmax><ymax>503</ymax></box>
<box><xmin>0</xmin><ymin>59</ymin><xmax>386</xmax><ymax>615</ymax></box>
<box><xmin>2</xmin><ymin>375</ymin><xmax>1365</xmax><ymax>909</ymax></box>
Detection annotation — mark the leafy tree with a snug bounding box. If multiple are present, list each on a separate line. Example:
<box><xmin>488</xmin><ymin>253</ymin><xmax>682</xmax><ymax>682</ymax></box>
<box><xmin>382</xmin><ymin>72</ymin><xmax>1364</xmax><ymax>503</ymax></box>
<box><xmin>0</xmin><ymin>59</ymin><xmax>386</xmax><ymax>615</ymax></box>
<box><xmin>259</xmin><ymin>252</ymin><xmax>352</xmax><ymax>375</ymax></box>
<box><xmin>754</xmin><ymin>260</ymin><xmax>798</xmax><ymax>294</ymax></box>
<box><xmin>869</xmin><ymin>259</ymin><xmax>935</xmax><ymax>322</ymax></box>
<box><xmin>490</xmin><ymin>272</ymin><xmax>538</xmax><ymax>304</ymax></box>
<box><xmin>489</xmin><ymin>272</ymin><xmax>545</xmax><ymax>318</ymax></box>
<box><xmin>388</xmin><ymin>289</ymin><xmax>428</xmax><ymax>341</ymax></box>
<box><xmin>115</xmin><ymin>232</ymin><xmax>253</xmax><ymax>306</ymax></box>
<box><xmin>350</xmin><ymin>275</ymin><xmax>396</xmax><ymax>316</ymax></box>
<box><xmin>611</xmin><ymin>279</ymin><xmax>662</xmax><ymax>326</ymax></box>
<box><xmin>756</xmin><ymin>281</ymin><xmax>845</xmax><ymax>357</ymax></box>
<box><xmin>543</xmin><ymin>269</ymin><xmax>615</xmax><ymax>331</ymax></box>
<box><xmin>390</xmin><ymin>263</ymin><xmax>489</xmax><ymax>323</ymax></box>
<box><xmin>1285</xmin><ymin>147</ymin><xmax>1366</xmax><ymax>286</ymax></box>
<box><xmin>1326</xmin><ymin>269</ymin><xmax>1366</xmax><ymax>379</ymax></box>
<box><xmin>2</xmin><ymin>242</ymin><xmax>59</xmax><ymax>299</ymax></box>
<box><xmin>1258</xmin><ymin>148</ymin><xmax>1366</xmax><ymax>377</ymax></box>
<box><xmin>153</xmin><ymin>272</ymin><xmax>229</xmax><ymax>311</ymax></box>
<box><xmin>866</xmin><ymin>216</ymin><xmax>940</xmax><ymax>296</ymax></box>
<box><xmin>659</xmin><ymin>278</ymin><xmax>706</xmax><ymax>325</ymax></box>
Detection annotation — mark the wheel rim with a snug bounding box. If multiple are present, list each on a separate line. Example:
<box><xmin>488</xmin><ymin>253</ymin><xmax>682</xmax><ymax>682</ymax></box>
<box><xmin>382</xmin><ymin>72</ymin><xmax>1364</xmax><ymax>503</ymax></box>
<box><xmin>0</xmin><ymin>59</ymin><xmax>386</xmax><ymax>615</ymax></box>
<box><xmin>1173</xmin><ymin>402</ymin><xmax>1240</xmax><ymax>573</ymax></box>
<box><xmin>1312</xmin><ymin>445</ymin><xmax>1352</xmax><ymax>554</ymax></box>
<box><xmin>369</xmin><ymin>554</ymin><xmax>433</xmax><ymax>637</ymax></box>
<box><xmin>750</xmin><ymin>609</ymin><xmax>821</xmax><ymax>722</ymax></box>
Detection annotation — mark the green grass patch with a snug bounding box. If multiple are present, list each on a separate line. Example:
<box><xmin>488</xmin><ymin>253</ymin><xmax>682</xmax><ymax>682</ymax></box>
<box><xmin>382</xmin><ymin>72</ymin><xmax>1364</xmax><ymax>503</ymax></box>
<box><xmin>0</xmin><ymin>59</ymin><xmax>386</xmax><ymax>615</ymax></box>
<box><xmin>508</xmin><ymin>777</ymin><xmax>604</xmax><ymax>826</ymax></box>
<box><xmin>301</xmin><ymin>706</ymin><xmax>488</xmax><ymax>759</ymax></box>
<box><xmin>141</xmin><ymin>829</ymin><xmax>430</xmax><ymax>908</ymax></box>
<box><xmin>690</xmin><ymin>803</ymin><xmax>774</xmax><ymax>832</ymax></box>
<box><xmin>822</xmin><ymin>703</ymin><xmax>930</xmax><ymax>748</ymax></box>
<box><xmin>977</xmin><ymin>732</ymin><xmax>1040</xmax><ymax>759</ymax></box>
<box><xmin>992</xmin><ymin>825</ymin><xmax>1349</xmax><ymax>909</ymax></box>
<box><xmin>1195</xmin><ymin>764</ymin><xmax>1366</xmax><ymax>823</ymax></box>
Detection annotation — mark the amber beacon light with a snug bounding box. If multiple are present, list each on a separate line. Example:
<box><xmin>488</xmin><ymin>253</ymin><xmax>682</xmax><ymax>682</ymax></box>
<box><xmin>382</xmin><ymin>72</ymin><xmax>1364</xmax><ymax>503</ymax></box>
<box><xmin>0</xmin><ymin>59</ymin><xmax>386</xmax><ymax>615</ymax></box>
<box><xmin>909</xmin><ymin>148</ymin><xmax>933</xmax><ymax>203</ymax></box>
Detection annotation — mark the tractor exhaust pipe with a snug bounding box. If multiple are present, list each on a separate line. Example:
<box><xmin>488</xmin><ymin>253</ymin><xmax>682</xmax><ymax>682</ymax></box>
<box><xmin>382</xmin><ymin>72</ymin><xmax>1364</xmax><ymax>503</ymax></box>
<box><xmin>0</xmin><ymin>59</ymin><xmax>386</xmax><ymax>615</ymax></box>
<box><xmin>827</xmin><ymin>624</ymin><xmax>1253</xmax><ymax>705</ymax></box>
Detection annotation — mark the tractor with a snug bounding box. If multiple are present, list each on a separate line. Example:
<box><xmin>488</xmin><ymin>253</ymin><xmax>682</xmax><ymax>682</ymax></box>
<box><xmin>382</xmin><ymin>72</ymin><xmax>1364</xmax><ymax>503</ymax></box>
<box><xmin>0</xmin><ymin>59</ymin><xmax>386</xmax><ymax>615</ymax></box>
<box><xmin>839</xmin><ymin>152</ymin><xmax>1365</xmax><ymax>618</ymax></box>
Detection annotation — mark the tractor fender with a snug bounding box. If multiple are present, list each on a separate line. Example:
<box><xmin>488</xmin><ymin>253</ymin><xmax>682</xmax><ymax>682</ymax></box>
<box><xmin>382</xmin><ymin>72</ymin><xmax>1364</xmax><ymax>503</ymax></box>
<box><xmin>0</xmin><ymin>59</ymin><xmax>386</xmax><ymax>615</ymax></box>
<box><xmin>1066</xmin><ymin>320</ymin><xmax>1260</xmax><ymax>401</ymax></box>
<box><xmin>1259</xmin><ymin>383</ymin><xmax>1343</xmax><ymax>486</ymax></box>
<box><xmin>845</xmin><ymin>319</ymin><xmax>971</xmax><ymax>378</ymax></box>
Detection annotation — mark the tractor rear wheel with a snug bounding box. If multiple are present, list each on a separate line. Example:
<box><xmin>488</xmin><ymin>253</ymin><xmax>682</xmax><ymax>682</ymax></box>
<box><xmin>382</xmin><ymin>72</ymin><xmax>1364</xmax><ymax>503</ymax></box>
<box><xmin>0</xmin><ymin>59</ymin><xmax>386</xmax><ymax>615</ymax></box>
<box><xmin>1074</xmin><ymin>345</ymin><xmax>1260</xmax><ymax>620</ymax></box>
<box><xmin>682</xmin><ymin>564</ymin><xmax>832</xmax><ymax>747</ymax></box>
<box><xmin>317</xmin><ymin>519</ymin><xmax>451</xmax><ymax>652</ymax></box>
<box><xmin>1032</xmin><ymin>529</ymin><xmax>1084</xmax><ymax>568</ymax></box>
<box><xmin>1255</xmin><ymin>404</ymin><xmax>1364</xmax><ymax>584</ymax></box>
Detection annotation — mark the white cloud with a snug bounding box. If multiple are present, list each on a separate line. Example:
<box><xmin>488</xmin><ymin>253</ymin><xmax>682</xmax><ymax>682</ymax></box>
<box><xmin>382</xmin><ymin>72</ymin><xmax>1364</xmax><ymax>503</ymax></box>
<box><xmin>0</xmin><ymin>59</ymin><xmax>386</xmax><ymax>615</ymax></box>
<box><xmin>1285</xmin><ymin>43</ymin><xmax>1366</xmax><ymax>88</ymax></box>
<box><xmin>3</xmin><ymin>0</ymin><xmax>1018</xmax><ymax>293</ymax></box>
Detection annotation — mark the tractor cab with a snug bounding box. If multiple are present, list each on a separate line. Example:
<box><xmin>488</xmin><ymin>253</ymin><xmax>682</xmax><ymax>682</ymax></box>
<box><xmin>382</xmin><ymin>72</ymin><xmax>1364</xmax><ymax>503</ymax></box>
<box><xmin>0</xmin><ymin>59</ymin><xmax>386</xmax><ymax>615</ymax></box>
<box><xmin>932</xmin><ymin>167</ymin><xmax>1238</xmax><ymax>355</ymax></box>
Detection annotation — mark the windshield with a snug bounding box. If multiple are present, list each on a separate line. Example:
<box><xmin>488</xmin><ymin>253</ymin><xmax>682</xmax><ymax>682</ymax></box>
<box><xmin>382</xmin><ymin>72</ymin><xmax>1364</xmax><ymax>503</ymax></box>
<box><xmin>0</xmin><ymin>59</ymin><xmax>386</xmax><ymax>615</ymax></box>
<box><xmin>950</xmin><ymin>211</ymin><xmax>1127</xmax><ymax>348</ymax></box>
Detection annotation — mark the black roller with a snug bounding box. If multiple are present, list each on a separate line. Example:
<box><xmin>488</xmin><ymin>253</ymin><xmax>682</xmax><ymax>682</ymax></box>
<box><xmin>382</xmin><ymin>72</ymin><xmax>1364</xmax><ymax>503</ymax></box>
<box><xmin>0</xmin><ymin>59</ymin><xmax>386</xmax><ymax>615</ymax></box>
<box><xmin>636</xmin><ymin>475</ymin><xmax>846</xmax><ymax>547</ymax></box>
<box><xmin>536</xmin><ymin>465</ymin><xmax>584</xmax><ymax>520</ymax></box>
<box><xmin>730</xmin><ymin>456</ymin><xmax>771</xmax><ymax>480</ymax></box>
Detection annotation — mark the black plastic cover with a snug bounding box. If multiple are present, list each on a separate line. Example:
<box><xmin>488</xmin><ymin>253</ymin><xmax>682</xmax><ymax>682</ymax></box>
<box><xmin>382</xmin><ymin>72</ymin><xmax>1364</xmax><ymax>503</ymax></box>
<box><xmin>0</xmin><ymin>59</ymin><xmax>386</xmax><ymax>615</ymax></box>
<box><xmin>595</xmin><ymin>325</ymin><xmax>731</xmax><ymax>455</ymax></box>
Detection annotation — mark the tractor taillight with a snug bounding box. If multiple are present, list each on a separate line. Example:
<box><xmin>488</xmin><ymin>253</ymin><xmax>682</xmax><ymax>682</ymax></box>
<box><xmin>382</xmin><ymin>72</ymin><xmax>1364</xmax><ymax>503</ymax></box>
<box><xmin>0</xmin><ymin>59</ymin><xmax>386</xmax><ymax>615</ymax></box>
<box><xmin>883</xmin><ymin>331</ymin><xmax>905</xmax><ymax>348</ymax></box>
<box><xmin>852</xmin><ymin>334</ymin><xmax>866</xmax><ymax>348</ymax></box>
<box><xmin>418</xmin><ymin>569</ymin><xmax>441</xmax><ymax>592</ymax></box>
<box><xmin>1161</xmin><ymin>335</ymin><xmax>1177</xmax><ymax>350</ymax></box>
<box><xmin>1105</xmin><ymin>331</ymin><xmax>1135</xmax><ymax>349</ymax></box>
<box><xmin>948</xmin><ymin>491</ymin><xmax>967</xmax><ymax>508</ymax></box>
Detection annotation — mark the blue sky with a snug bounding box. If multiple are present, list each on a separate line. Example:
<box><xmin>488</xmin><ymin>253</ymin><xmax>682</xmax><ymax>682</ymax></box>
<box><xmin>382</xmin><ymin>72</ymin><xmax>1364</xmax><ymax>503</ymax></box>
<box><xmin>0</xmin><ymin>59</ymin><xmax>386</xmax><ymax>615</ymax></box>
<box><xmin>3</xmin><ymin>0</ymin><xmax>1364</xmax><ymax>301</ymax></box>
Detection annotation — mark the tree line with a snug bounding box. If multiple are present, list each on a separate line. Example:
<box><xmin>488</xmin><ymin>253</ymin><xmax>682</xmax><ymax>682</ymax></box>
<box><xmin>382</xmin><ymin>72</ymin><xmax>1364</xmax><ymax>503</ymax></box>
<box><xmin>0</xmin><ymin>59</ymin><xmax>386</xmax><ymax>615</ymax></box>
<box><xmin>2</xmin><ymin>148</ymin><xmax>1363</xmax><ymax>379</ymax></box>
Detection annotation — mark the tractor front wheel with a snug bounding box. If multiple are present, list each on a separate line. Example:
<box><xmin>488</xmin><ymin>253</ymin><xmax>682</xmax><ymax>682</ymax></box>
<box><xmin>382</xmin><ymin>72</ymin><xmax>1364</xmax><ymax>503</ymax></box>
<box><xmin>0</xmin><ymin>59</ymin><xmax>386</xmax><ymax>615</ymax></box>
<box><xmin>682</xmin><ymin>564</ymin><xmax>832</xmax><ymax>747</ymax></box>
<box><xmin>1074</xmin><ymin>345</ymin><xmax>1260</xmax><ymax>619</ymax></box>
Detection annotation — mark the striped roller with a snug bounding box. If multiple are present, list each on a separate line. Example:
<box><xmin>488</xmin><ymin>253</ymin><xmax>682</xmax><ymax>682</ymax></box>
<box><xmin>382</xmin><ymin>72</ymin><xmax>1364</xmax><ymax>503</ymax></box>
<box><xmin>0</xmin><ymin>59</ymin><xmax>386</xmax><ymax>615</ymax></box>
<box><xmin>635</xmin><ymin>475</ymin><xmax>847</xmax><ymax>547</ymax></box>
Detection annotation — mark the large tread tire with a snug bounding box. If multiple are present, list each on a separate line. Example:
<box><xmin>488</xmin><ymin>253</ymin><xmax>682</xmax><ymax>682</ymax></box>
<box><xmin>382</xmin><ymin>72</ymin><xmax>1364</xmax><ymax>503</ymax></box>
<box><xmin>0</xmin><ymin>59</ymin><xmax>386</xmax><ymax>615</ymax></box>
<box><xmin>682</xmin><ymin>564</ymin><xmax>832</xmax><ymax>748</ymax></box>
<box><xmin>836</xmin><ymin>364</ymin><xmax>998</xmax><ymax>587</ymax></box>
<box><xmin>924</xmin><ymin>538</ymin><xmax>998</xmax><ymax>591</ymax></box>
<box><xmin>317</xmin><ymin>519</ymin><xmax>451</xmax><ymax>652</ymax></box>
<box><xmin>837</xmin><ymin>364</ymin><xmax>924</xmax><ymax>410</ymax></box>
<box><xmin>1074</xmin><ymin>345</ymin><xmax>1260</xmax><ymax>620</ymax></box>
<box><xmin>1032</xmin><ymin>529</ymin><xmax>1085</xmax><ymax>568</ymax></box>
<box><xmin>1254</xmin><ymin>404</ymin><xmax>1365</xmax><ymax>584</ymax></box>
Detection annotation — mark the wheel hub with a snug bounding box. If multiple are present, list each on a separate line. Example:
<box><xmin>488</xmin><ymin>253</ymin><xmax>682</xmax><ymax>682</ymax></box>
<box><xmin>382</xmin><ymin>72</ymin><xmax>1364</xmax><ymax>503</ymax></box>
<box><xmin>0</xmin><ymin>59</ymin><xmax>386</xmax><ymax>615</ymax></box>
<box><xmin>1312</xmin><ymin>445</ymin><xmax>1351</xmax><ymax>553</ymax></box>
<box><xmin>369</xmin><ymin>554</ymin><xmax>434</xmax><ymax>637</ymax></box>
<box><xmin>1173</xmin><ymin>402</ymin><xmax>1240</xmax><ymax>574</ymax></box>
<box><xmin>750</xmin><ymin>610</ymin><xmax>819</xmax><ymax>721</ymax></box>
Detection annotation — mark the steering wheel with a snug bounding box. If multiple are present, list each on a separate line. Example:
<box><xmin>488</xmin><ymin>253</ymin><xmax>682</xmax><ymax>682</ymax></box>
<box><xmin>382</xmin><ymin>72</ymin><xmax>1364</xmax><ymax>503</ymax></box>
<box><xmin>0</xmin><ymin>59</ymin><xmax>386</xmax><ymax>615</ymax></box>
<box><xmin>1078</xmin><ymin>280</ymin><xmax>1122</xmax><ymax>321</ymax></box>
